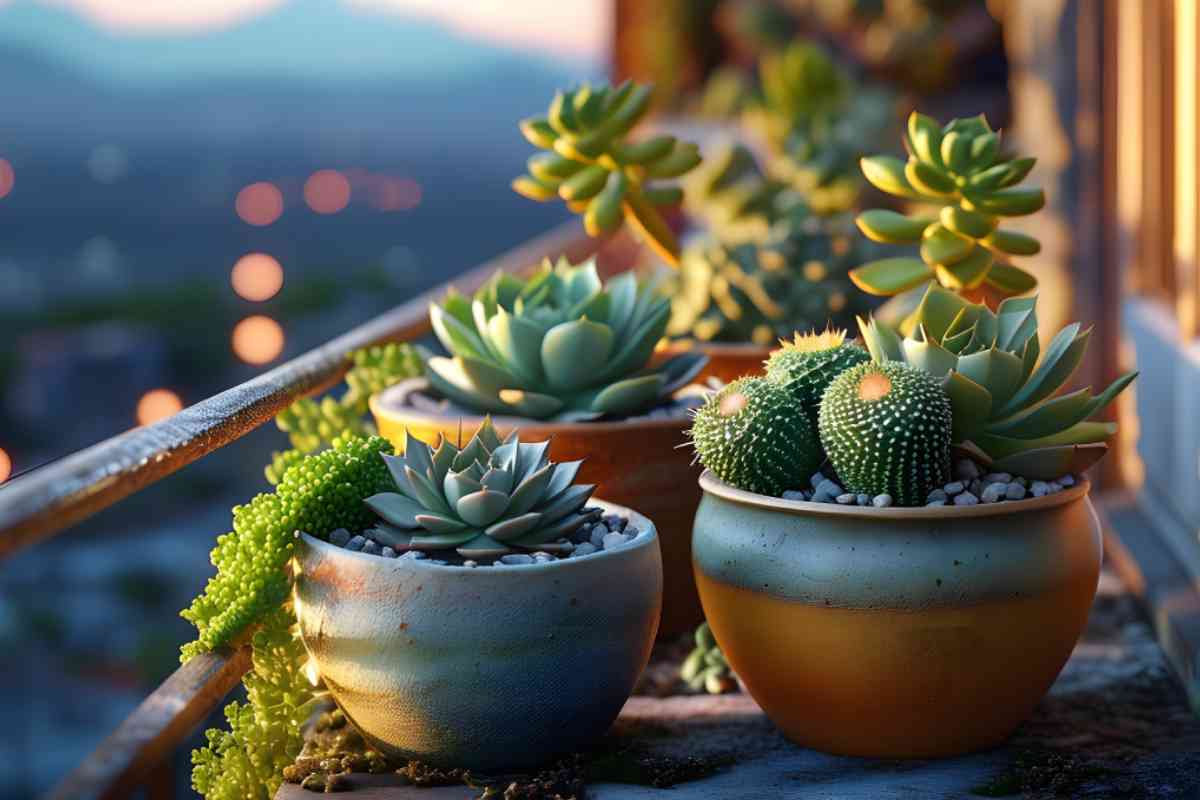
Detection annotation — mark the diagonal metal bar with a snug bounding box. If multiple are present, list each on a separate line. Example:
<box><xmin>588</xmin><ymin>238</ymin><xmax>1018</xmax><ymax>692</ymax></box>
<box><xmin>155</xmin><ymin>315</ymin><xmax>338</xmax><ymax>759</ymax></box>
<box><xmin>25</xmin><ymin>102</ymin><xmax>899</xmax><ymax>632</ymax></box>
<box><xmin>0</xmin><ymin>220</ymin><xmax>595</xmax><ymax>559</ymax></box>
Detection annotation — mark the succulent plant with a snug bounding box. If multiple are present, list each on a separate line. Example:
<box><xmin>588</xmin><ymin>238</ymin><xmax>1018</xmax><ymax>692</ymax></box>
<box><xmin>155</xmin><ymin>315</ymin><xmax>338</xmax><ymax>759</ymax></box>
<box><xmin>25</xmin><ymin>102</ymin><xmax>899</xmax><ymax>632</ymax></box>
<box><xmin>426</xmin><ymin>257</ymin><xmax>706</xmax><ymax>421</ymax></box>
<box><xmin>689</xmin><ymin>376</ymin><xmax>821</xmax><ymax>497</ymax></box>
<box><xmin>667</xmin><ymin>210</ymin><xmax>880</xmax><ymax>345</ymax></box>
<box><xmin>819</xmin><ymin>361</ymin><xmax>953</xmax><ymax>506</ymax></box>
<box><xmin>681</xmin><ymin>622</ymin><xmax>738</xmax><ymax>695</ymax></box>
<box><xmin>685</xmin><ymin>143</ymin><xmax>790</xmax><ymax>243</ymax></box>
<box><xmin>858</xmin><ymin>285</ymin><xmax>1138</xmax><ymax>478</ymax></box>
<box><xmin>764</xmin><ymin>329</ymin><xmax>871</xmax><ymax>429</ymax></box>
<box><xmin>853</xmin><ymin>111</ymin><xmax>1045</xmax><ymax>299</ymax></box>
<box><xmin>364</xmin><ymin>418</ymin><xmax>600</xmax><ymax>559</ymax></box>
<box><xmin>756</xmin><ymin>41</ymin><xmax>849</xmax><ymax>147</ymax></box>
<box><xmin>512</xmin><ymin>81</ymin><xmax>702</xmax><ymax>265</ymax></box>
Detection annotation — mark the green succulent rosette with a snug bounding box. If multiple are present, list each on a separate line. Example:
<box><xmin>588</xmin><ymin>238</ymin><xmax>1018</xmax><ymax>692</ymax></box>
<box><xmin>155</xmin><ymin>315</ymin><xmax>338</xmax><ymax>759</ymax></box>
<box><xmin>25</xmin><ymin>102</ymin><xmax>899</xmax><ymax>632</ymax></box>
<box><xmin>426</xmin><ymin>256</ymin><xmax>707</xmax><ymax>422</ymax></box>
<box><xmin>858</xmin><ymin>284</ymin><xmax>1138</xmax><ymax>478</ymax></box>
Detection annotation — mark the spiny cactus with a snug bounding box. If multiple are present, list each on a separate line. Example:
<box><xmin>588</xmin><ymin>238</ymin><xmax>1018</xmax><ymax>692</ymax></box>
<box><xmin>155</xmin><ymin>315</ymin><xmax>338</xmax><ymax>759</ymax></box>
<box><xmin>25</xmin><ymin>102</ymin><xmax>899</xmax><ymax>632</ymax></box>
<box><xmin>858</xmin><ymin>285</ymin><xmax>1138</xmax><ymax>478</ymax></box>
<box><xmin>853</xmin><ymin>111</ymin><xmax>1044</xmax><ymax>299</ymax></box>
<box><xmin>513</xmin><ymin>81</ymin><xmax>702</xmax><ymax>265</ymax></box>
<box><xmin>426</xmin><ymin>257</ymin><xmax>706</xmax><ymax>421</ymax></box>
<box><xmin>667</xmin><ymin>210</ymin><xmax>879</xmax><ymax>345</ymax></box>
<box><xmin>819</xmin><ymin>361</ymin><xmax>952</xmax><ymax>506</ymax></box>
<box><xmin>764</xmin><ymin>329</ymin><xmax>871</xmax><ymax>429</ymax></box>
<box><xmin>689</xmin><ymin>376</ymin><xmax>821</xmax><ymax>496</ymax></box>
<box><xmin>681</xmin><ymin>622</ymin><xmax>737</xmax><ymax>695</ymax></box>
<box><xmin>364</xmin><ymin>418</ymin><xmax>599</xmax><ymax>559</ymax></box>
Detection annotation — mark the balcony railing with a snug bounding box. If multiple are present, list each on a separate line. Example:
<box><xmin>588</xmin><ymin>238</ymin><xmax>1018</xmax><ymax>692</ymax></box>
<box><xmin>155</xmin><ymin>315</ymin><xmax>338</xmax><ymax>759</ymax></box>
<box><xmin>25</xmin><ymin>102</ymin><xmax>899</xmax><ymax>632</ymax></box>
<box><xmin>3</xmin><ymin>220</ymin><xmax>603</xmax><ymax>800</ymax></box>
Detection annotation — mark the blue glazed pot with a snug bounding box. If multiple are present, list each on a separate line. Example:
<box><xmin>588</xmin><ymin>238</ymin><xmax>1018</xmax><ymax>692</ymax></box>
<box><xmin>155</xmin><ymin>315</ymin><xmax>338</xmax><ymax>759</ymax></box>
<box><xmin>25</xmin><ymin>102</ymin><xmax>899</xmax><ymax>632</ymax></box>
<box><xmin>294</xmin><ymin>500</ymin><xmax>662</xmax><ymax>772</ymax></box>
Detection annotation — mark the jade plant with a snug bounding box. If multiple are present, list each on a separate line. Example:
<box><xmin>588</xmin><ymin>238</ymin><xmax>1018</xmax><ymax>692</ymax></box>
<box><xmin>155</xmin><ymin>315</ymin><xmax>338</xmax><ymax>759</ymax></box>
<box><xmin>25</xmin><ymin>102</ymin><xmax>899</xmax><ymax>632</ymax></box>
<box><xmin>512</xmin><ymin>80</ymin><xmax>702</xmax><ymax>265</ymax></box>
<box><xmin>853</xmin><ymin>111</ymin><xmax>1044</xmax><ymax>299</ymax></box>
<box><xmin>363</xmin><ymin>418</ymin><xmax>598</xmax><ymax>558</ymax></box>
<box><xmin>426</xmin><ymin>256</ymin><xmax>706</xmax><ymax>421</ymax></box>
<box><xmin>858</xmin><ymin>285</ymin><xmax>1137</xmax><ymax>478</ymax></box>
<box><xmin>681</xmin><ymin>622</ymin><xmax>737</xmax><ymax>695</ymax></box>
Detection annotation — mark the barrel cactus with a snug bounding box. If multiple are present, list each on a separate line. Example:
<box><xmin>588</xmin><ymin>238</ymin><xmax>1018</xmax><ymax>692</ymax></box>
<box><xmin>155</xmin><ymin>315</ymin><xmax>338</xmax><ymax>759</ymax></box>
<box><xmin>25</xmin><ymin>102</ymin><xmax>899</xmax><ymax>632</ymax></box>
<box><xmin>512</xmin><ymin>81</ymin><xmax>702</xmax><ymax>265</ymax></box>
<box><xmin>426</xmin><ymin>257</ymin><xmax>706</xmax><ymax>422</ymax></box>
<box><xmin>364</xmin><ymin>418</ymin><xmax>599</xmax><ymax>559</ymax></box>
<box><xmin>858</xmin><ymin>285</ymin><xmax>1138</xmax><ymax>478</ymax></box>
<box><xmin>853</xmin><ymin>111</ymin><xmax>1045</xmax><ymax>299</ymax></box>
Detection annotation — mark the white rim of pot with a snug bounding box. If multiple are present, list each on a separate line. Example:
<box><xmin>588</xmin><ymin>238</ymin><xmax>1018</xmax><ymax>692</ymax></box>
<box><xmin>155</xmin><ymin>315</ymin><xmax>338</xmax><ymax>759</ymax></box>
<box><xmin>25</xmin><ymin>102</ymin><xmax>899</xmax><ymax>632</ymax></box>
<box><xmin>699</xmin><ymin>469</ymin><xmax>1090</xmax><ymax>521</ymax></box>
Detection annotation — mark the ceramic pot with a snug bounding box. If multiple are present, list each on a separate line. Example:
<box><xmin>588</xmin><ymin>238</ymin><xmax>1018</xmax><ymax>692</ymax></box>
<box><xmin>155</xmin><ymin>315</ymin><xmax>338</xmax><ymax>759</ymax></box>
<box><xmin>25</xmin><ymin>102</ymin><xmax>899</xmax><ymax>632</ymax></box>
<box><xmin>370</xmin><ymin>378</ymin><xmax>703</xmax><ymax>637</ymax></box>
<box><xmin>295</xmin><ymin>500</ymin><xmax>662</xmax><ymax>772</ymax></box>
<box><xmin>692</xmin><ymin>471</ymin><xmax>1102</xmax><ymax>759</ymax></box>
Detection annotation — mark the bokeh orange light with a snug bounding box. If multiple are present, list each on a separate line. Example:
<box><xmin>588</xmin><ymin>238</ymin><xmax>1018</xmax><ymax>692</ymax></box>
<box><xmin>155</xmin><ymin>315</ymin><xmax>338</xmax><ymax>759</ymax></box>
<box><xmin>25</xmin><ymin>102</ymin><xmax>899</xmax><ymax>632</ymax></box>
<box><xmin>371</xmin><ymin>177</ymin><xmax>422</xmax><ymax>211</ymax></box>
<box><xmin>136</xmin><ymin>389</ymin><xmax>183</xmax><ymax>425</ymax></box>
<box><xmin>0</xmin><ymin>448</ymin><xmax>10</xmax><ymax>483</ymax></box>
<box><xmin>232</xmin><ymin>315</ymin><xmax>285</xmax><ymax>364</ymax></box>
<box><xmin>304</xmin><ymin>170</ymin><xmax>351</xmax><ymax>214</ymax></box>
<box><xmin>0</xmin><ymin>159</ymin><xmax>14</xmax><ymax>200</ymax></box>
<box><xmin>231</xmin><ymin>253</ymin><xmax>284</xmax><ymax>301</ymax></box>
<box><xmin>235</xmin><ymin>181</ymin><xmax>284</xmax><ymax>226</ymax></box>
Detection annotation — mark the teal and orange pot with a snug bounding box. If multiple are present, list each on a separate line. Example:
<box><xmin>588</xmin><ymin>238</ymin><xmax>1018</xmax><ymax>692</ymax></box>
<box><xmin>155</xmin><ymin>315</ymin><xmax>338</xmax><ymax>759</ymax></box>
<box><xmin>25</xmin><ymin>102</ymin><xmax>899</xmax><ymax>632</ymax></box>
<box><xmin>692</xmin><ymin>470</ymin><xmax>1102</xmax><ymax>758</ymax></box>
<box><xmin>294</xmin><ymin>500</ymin><xmax>661</xmax><ymax>771</ymax></box>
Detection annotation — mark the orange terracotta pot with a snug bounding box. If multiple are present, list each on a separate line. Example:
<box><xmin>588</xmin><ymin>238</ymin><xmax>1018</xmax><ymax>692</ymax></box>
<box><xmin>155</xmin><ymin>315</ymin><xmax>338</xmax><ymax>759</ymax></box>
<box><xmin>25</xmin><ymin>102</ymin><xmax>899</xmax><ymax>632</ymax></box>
<box><xmin>692</xmin><ymin>471</ymin><xmax>1102</xmax><ymax>758</ymax></box>
<box><xmin>370</xmin><ymin>379</ymin><xmax>704</xmax><ymax>638</ymax></box>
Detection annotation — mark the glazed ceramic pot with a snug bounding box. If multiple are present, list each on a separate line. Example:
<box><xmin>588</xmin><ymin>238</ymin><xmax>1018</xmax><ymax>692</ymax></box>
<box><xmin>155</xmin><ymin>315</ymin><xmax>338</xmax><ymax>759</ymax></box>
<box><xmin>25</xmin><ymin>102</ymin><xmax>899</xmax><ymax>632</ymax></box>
<box><xmin>370</xmin><ymin>378</ymin><xmax>703</xmax><ymax>637</ymax></box>
<box><xmin>295</xmin><ymin>500</ymin><xmax>662</xmax><ymax>772</ymax></box>
<box><xmin>692</xmin><ymin>471</ymin><xmax>1102</xmax><ymax>759</ymax></box>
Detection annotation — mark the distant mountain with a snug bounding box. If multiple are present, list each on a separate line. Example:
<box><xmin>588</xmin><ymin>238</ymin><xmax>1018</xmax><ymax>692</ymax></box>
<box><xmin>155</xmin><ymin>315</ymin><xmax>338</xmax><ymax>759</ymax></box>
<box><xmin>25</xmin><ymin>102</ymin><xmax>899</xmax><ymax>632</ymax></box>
<box><xmin>0</xmin><ymin>0</ymin><xmax>599</xmax><ymax>88</ymax></box>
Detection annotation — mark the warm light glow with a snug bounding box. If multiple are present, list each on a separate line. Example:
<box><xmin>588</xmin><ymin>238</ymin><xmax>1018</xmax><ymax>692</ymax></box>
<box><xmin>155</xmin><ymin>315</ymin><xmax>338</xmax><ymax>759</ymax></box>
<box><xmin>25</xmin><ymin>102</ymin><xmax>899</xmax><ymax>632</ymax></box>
<box><xmin>26</xmin><ymin>0</ymin><xmax>284</xmax><ymax>33</ymax></box>
<box><xmin>370</xmin><ymin>177</ymin><xmax>422</xmax><ymax>211</ymax></box>
<box><xmin>235</xmin><ymin>182</ymin><xmax>283</xmax><ymax>226</ymax></box>
<box><xmin>0</xmin><ymin>159</ymin><xmax>14</xmax><ymax>200</ymax></box>
<box><xmin>0</xmin><ymin>448</ymin><xmax>10</xmax><ymax>483</ymax></box>
<box><xmin>231</xmin><ymin>253</ymin><xmax>284</xmax><ymax>301</ymax></box>
<box><xmin>304</xmin><ymin>170</ymin><xmax>351</xmax><ymax>215</ymax></box>
<box><xmin>232</xmin><ymin>315</ymin><xmax>285</xmax><ymax>365</ymax></box>
<box><xmin>136</xmin><ymin>389</ymin><xmax>183</xmax><ymax>425</ymax></box>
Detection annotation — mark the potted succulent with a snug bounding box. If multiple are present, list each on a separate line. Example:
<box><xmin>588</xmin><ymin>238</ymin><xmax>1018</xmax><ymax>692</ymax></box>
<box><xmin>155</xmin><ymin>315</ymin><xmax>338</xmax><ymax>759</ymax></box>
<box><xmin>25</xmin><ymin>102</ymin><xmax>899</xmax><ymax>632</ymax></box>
<box><xmin>369</xmin><ymin>256</ymin><xmax>707</xmax><ymax>636</ymax></box>
<box><xmin>294</xmin><ymin>418</ymin><xmax>661</xmax><ymax>770</ymax></box>
<box><xmin>686</xmin><ymin>112</ymin><xmax>1137</xmax><ymax>758</ymax></box>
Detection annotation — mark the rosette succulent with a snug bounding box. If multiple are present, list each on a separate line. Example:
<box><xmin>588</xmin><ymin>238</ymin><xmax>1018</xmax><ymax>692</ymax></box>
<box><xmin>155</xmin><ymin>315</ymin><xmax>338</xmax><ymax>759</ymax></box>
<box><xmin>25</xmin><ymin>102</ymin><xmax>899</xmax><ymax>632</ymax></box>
<box><xmin>858</xmin><ymin>285</ymin><xmax>1138</xmax><ymax>478</ymax></box>
<box><xmin>853</xmin><ymin>111</ymin><xmax>1044</xmax><ymax>299</ymax></box>
<box><xmin>512</xmin><ymin>81</ymin><xmax>702</xmax><ymax>265</ymax></box>
<box><xmin>426</xmin><ymin>256</ymin><xmax>707</xmax><ymax>422</ymax></box>
<box><xmin>364</xmin><ymin>418</ymin><xmax>599</xmax><ymax>559</ymax></box>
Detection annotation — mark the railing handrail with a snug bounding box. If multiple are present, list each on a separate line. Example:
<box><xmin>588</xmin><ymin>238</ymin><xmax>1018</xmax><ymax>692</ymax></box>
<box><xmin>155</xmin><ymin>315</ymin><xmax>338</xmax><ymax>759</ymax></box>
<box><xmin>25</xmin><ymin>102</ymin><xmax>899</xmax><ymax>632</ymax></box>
<box><xmin>38</xmin><ymin>219</ymin><xmax>603</xmax><ymax>800</ymax></box>
<box><xmin>0</xmin><ymin>220</ymin><xmax>594</xmax><ymax>560</ymax></box>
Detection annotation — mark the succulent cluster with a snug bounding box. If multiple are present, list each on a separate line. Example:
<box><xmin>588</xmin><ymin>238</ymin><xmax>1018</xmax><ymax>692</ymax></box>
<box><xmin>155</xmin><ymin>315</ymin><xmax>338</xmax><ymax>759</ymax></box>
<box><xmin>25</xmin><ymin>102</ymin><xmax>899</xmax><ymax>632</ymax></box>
<box><xmin>681</xmin><ymin>622</ymin><xmax>738</xmax><ymax>695</ymax></box>
<box><xmin>753</xmin><ymin>41</ymin><xmax>850</xmax><ymax>149</ymax></box>
<box><xmin>426</xmin><ymin>257</ymin><xmax>706</xmax><ymax>422</ymax></box>
<box><xmin>364</xmin><ymin>419</ymin><xmax>598</xmax><ymax>558</ymax></box>
<box><xmin>686</xmin><ymin>143</ymin><xmax>790</xmax><ymax>242</ymax></box>
<box><xmin>853</xmin><ymin>112</ymin><xmax>1044</xmax><ymax>299</ymax></box>
<box><xmin>513</xmin><ymin>81</ymin><xmax>702</xmax><ymax>265</ymax></box>
<box><xmin>859</xmin><ymin>285</ymin><xmax>1137</xmax><ymax>478</ymax></box>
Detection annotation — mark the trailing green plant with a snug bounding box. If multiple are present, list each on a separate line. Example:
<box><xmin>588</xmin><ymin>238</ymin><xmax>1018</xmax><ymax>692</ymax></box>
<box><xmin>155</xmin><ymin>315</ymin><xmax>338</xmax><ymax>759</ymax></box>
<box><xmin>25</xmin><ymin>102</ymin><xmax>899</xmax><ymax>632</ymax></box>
<box><xmin>268</xmin><ymin>343</ymin><xmax>426</xmax><ymax>484</ymax></box>
<box><xmin>667</xmin><ymin>209</ymin><xmax>879</xmax><ymax>345</ymax></box>
<box><xmin>512</xmin><ymin>81</ymin><xmax>702</xmax><ymax>265</ymax></box>
<box><xmin>689</xmin><ymin>376</ymin><xmax>821</xmax><ymax>496</ymax></box>
<box><xmin>818</xmin><ymin>360</ymin><xmax>953</xmax><ymax>506</ymax></box>
<box><xmin>426</xmin><ymin>256</ymin><xmax>706</xmax><ymax>421</ymax></box>
<box><xmin>764</xmin><ymin>329</ymin><xmax>871</xmax><ymax>429</ymax></box>
<box><xmin>853</xmin><ymin>111</ymin><xmax>1044</xmax><ymax>299</ymax></box>
<box><xmin>362</xmin><ymin>417</ymin><xmax>598</xmax><ymax>558</ymax></box>
<box><xmin>681</xmin><ymin>622</ymin><xmax>737</xmax><ymax>694</ymax></box>
<box><xmin>858</xmin><ymin>285</ymin><xmax>1138</xmax><ymax>478</ymax></box>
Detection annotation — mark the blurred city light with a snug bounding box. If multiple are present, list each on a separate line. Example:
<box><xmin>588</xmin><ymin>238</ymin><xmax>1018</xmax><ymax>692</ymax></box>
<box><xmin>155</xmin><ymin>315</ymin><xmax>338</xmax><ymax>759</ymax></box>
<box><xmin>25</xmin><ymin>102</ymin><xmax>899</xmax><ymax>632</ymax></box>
<box><xmin>136</xmin><ymin>388</ymin><xmax>184</xmax><ymax>425</ymax></box>
<box><xmin>0</xmin><ymin>159</ymin><xmax>13</xmax><ymax>200</ymax></box>
<box><xmin>232</xmin><ymin>315</ymin><xmax>285</xmax><ymax>364</ymax></box>
<box><xmin>0</xmin><ymin>448</ymin><xmax>10</xmax><ymax>484</ymax></box>
<box><xmin>231</xmin><ymin>252</ymin><xmax>284</xmax><ymax>301</ymax></box>
<box><xmin>304</xmin><ymin>169</ymin><xmax>351</xmax><ymax>214</ymax></box>
<box><xmin>235</xmin><ymin>181</ymin><xmax>284</xmax><ymax>226</ymax></box>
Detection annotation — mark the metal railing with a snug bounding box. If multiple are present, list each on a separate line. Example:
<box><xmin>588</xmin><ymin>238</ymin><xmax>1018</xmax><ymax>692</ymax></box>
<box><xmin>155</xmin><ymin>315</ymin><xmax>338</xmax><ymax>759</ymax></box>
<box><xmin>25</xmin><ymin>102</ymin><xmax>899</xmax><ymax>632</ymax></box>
<box><xmin>6</xmin><ymin>220</ymin><xmax>603</xmax><ymax>800</ymax></box>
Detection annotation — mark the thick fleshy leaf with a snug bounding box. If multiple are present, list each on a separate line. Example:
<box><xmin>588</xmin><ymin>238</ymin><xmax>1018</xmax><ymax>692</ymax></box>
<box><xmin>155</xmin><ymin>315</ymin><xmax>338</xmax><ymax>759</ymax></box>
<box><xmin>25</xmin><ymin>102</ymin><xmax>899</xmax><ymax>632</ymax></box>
<box><xmin>939</xmin><ymin>205</ymin><xmax>996</xmax><ymax>239</ymax></box>
<box><xmin>971</xmin><ymin>421</ymin><xmax>1117</xmax><ymax>460</ymax></box>
<box><xmin>456</xmin><ymin>489</ymin><xmax>511</xmax><ymax>527</ymax></box>
<box><xmin>381</xmin><ymin>453</ymin><xmax>417</xmax><ymax>499</ymax></box>
<box><xmin>995</xmin><ymin>324</ymin><xmax>1089</xmax><ymax>418</ymax></box>
<box><xmin>451</xmin><ymin>435</ymin><xmax>490</xmax><ymax>472</ymax></box>
<box><xmin>541</xmin><ymin>319</ymin><xmax>615</xmax><ymax>391</ymax></box>
<box><xmin>414</xmin><ymin>513</ymin><xmax>470</xmax><ymax>535</ymax></box>
<box><xmin>655</xmin><ymin>351</ymin><xmax>709</xmax><ymax>395</ymax></box>
<box><xmin>601</xmin><ymin>300</ymin><xmax>671</xmax><ymax>381</ymax></box>
<box><xmin>443</xmin><ymin>471</ymin><xmax>482</xmax><ymax>509</ymax></box>
<box><xmin>515</xmin><ymin>513</ymin><xmax>590</xmax><ymax>545</ymax></box>
<box><xmin>364</xmin><ymin>493</ymin><xmax>424</xmax><ymax>529</ymax></box>
<box><xmin>857</xmin><ymin>316</ymin><xmax>904</xmax><ymax>362</ymax></box>
<box><xmin>541</xmin><ymin>460</ymin><xmax>583</xmax><ymax>503</ymax></box>
<box><xmin>955</xmin><ymin>347</ymin><xmax>1025</xmax><ymax>411</ymax></box>
<box><xmin>425</xmin><ymin>357</ymin><xmax>510</xmax><ymax>414</ymax></box>
<box><xmin>430</xmin><ymin>301</ymin><xmax>490</xmax><ymax>361</ymax></box>
<box><xmin>605</xmin><ymin>271</ymin><xmax>640</xmax><ymax>339</ymax></box>
<box><xmin>568</xmin><ymin>290</ymin><xmax>611</xmax><ymax>324</ymax></box>
<box><xmin>591</xmin><ymin>374</ymin><xmax>666</xmax><ymax>415</ymax></box>
<box><xmin>366</xmin><ymin>523</ymin><xmax>414</xmax><ymax>550</ymax></box>
<box><xmin>902</xmin><ymin>330</ymin><xmax>959</xmax><ymax>377</ymax></box>
<box><xmin>985</xmin><ymin>229</ymin><xmax>1041</xmax><ymax>256</ymax></box>
<box><xmin>475</xmin><ymin>417</ymin><xmax>502</xmax><ymax>451</ymax></box>
<box><xmin>457</xmin><ymin>533</ymin><xmax>511</xmax><ymax>559</ymax></box>
<box><xmin>911</xmin><ymin>284</ymin><xmax>976</xmax><ymax>342</ymax></box>
<box><xmin>430</xmin><ymin>439</ymin><xmax>458</xmax><ymax>485</ymax></box>
<box><xmin>849</xmin><ymin>258</ymin><xmax>931</xmax><ymax>296</ymax></box>
<box><xmin>943</xmin><ymin>372</ymin><xmax>992</xmax><ymax>441</ymax></box>
<box><xmin>564</xmin><ymin>259</ymin><xmax>603</xmax><ymax>304</ymax></box>
<box><xmin>411</xmin><ymin>530</ymin><xmax>477</xmax><ymax>549</ymax></box>
<box><xmin>480</xmin><ymin>467</ymin><xmax>514</xmax><ymax>494</ymax></box>
<box><xmin>860</xmin><ymin>155</ymin><xmax>924</xmax><ymax>199</ymax></box>
<box><xmin>856</xmin><ymin>210</ymin><xmax>931</xmax><ymax>244</ymax></box>
<box><xmin>508</xmin><ymin>463</ymin><xmax>555</xmax><ymax>516</ymax></box>
<box><xmin>486</xmin><ymin>512</ymin><xmax>544</xmax><ymax>543</ymax></box>
<box><xmin>935</xmin><ymin>245</ymin><xmax>993</xmax><ymax>290</ymax></box>
<box><xmin>496</xmin><ymin>389</ymin><xmax>565</xmax><ymax>419</ymax></box>
<box><xmin>921</xmin><ymin>224</ymin><xmax>974</xmax><ymax>266</ymax></box>
<box><xmin>405</xmin><ymin>466</ymin><xmax>453</xmax><ymax>516</ymax></box>
<box><xmin>985</xmin><ymin>262</ymin><xmax>1038</xmax><ymax>296</ymax></box>
<box><xmin>987</xmin><ymin>443</ymin><xmax>1110</xmax><ymax>480</ymax></box>
<box><xmin>987</xmin><ymin>371</ymin><xmax>1137</xmax><ymax>439</ymax></box>
<box><xmin>515</xmin><ymin>440</ymin><xmax>551</xmax><ymax>484</ymax></box>
<box><xmin>994</xmin><ymin>295</ymin><xmax>1039</xmax><ymax>352</ymax></box>
<box><xmin>404</xmin><ymin>430</ymin><xmax>434</xmax><ymax>478</ymax></box>
<box><xmin>537</xmin><ymin>483</ymin><xmax>595</xmax><ymax>525</ymax></box>
<box><xmin>458</xmin><ymin>354</ymin><xmax>521</xmax><ymax>397</ymax></box>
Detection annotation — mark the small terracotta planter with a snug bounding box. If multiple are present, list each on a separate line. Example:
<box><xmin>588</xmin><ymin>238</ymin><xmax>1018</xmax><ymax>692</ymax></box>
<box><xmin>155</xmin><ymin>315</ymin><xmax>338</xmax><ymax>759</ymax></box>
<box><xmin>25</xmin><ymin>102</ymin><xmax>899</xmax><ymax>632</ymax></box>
<box><xmin>295</xmin><ymin>500</ymin><xmax>662</xmax><ymax>771</ymax></box>
<box><xmin>371</xmin><ymin>379</ymin><xmax>704</xmax><ymax>637</ymax></box>
<box><xmin>692</xmin><ymin>471</ymin><xmax>1102</xmax><ymax>758</ymax></box>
